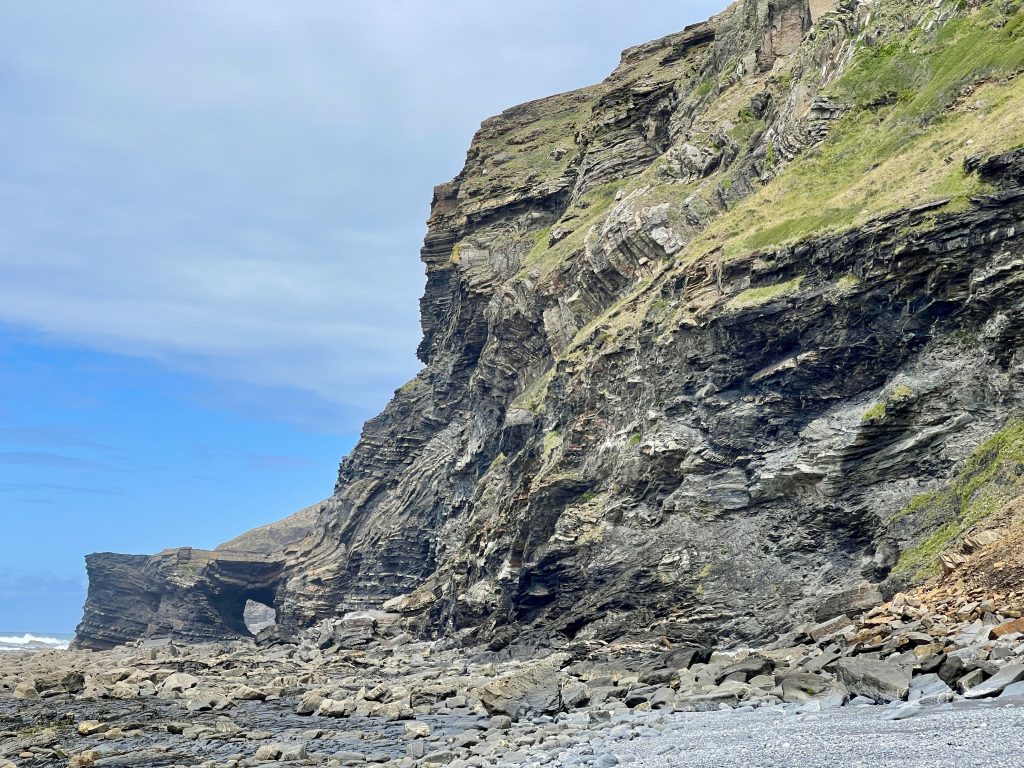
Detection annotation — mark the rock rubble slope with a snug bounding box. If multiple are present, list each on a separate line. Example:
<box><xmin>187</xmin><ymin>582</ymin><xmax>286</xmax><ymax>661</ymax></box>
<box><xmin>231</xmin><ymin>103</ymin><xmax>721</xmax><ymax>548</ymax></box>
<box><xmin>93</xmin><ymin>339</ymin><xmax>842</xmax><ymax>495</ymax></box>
<box><xmin>7</xmin><ymin>586</ymin><xmax>1024</xmax><ymax>767</ymax></box>
<box><xmin>76</xmin><ymin>0</ymin><xmax>1024</xmax><ymax>654</ymax></box>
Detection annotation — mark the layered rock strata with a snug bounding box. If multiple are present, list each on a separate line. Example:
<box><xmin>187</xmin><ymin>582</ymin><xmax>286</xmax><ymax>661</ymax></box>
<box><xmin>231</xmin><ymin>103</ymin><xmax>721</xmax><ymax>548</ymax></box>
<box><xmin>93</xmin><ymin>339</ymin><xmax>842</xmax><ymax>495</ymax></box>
<box><xmin>77</xmin><ymin>0</ymin><xmax>1024</xmax><ymax>651</ymax></box>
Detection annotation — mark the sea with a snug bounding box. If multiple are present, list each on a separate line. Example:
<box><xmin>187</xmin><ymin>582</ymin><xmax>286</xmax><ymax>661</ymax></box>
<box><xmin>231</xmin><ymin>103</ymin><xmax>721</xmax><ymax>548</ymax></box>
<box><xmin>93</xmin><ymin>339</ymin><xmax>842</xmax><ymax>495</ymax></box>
<box><xmin>0</xmin><ymin>632</ymin><xmax>74</xmax><ymax>652</ymax></box>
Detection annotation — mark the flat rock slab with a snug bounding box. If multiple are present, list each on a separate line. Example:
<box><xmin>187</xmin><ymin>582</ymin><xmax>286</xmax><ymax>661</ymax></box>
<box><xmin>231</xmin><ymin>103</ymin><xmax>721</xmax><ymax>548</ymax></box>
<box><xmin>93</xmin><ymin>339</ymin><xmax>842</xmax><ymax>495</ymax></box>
<box><xmin>836</xmin><ymin>658</ymin><xmax>911</xmax><ymax>702</ymax></box>
<box><xmin>962</xmin><ymin>663</ymin><xmax>1024</xmax><ymax>699</ymax></box>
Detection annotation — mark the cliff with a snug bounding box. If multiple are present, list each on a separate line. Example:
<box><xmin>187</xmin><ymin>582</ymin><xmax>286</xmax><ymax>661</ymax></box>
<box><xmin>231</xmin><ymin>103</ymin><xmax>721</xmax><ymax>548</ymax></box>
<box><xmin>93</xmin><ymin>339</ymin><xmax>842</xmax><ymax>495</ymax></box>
<box><xmin>76</xmin><ymin>0</ymin><xmax>1024</xmax><ymax>652</ymax></box>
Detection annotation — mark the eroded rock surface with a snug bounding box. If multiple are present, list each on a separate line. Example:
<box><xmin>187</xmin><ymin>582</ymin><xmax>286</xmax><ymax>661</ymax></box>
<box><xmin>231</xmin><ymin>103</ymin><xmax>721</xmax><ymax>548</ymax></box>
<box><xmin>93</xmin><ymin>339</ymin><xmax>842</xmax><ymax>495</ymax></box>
<box><xmin>76</xmin><ymin>0</ymin><xmax>1024</xmax><ymax>654</ymax></box>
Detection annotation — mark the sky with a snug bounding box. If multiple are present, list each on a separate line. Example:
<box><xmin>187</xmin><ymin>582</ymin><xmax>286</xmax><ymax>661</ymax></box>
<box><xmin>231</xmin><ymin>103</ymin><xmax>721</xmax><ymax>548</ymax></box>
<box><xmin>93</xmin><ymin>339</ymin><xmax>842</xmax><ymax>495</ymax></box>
<box><xmin>0</xmin><ymin>0</ymin><xmax>727</xmax><ymax>633</ymax></box>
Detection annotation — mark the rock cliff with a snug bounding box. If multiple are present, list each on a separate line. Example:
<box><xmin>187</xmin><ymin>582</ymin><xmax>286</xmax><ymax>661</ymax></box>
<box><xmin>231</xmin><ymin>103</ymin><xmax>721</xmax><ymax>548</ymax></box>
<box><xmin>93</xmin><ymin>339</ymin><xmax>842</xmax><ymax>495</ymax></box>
<box><xmin>76</xmin><ymin>0</ymin><xmax>1024</xmax><ymax>651</ymax></box>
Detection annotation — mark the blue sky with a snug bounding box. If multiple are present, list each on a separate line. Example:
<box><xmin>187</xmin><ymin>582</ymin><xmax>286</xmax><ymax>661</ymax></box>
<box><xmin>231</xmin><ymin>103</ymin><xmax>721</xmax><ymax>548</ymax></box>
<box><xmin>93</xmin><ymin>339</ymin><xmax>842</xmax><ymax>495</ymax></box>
<box><xmin>0</xmin><ymin>0</ymin><xmax>726</xmax><ymax>632</ymax></box>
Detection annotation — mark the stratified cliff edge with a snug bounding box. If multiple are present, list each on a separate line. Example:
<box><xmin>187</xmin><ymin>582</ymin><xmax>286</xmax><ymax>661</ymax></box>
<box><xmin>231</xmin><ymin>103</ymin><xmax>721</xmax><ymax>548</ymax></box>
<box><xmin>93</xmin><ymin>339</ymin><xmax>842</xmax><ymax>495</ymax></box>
<box><xmin>77</xmin><ymin>0</ymin><xmax>1024</xmax><ymax>651</ymax></box>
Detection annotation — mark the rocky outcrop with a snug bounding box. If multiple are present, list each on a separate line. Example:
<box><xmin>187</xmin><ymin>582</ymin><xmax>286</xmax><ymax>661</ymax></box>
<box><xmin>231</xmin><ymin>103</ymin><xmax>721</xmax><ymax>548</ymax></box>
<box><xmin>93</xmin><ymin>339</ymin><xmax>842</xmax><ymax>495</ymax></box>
<box><xmin>77</xmin><ymin>0</ymin><xmax>1024</xmax><ymax>651</ymax></box>
<box><xmin>74</xmin><ymin>548</ymin><xmax>285</xmax><ymax>650</ymax></box>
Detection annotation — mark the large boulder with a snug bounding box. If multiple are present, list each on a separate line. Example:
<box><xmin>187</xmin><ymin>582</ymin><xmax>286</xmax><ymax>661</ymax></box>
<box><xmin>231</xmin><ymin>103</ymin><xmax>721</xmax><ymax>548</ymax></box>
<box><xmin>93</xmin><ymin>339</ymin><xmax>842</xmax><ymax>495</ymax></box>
<box><xmin>714</xmin><ymin>654</ymin><xmax>774</xmax><ymax>684</ymax></box>
<box><xmin>962</xmin><ymin>664</ymin><xmax>1024</xmax><ymax>699</ymax></box>
<box><xmin>836</xmin><ymin>658</ymin><xmax>911</xmax><ymax>702</ymax></box>
<box><xmin>662</xmin><ymin>647</ymin><xmax>713</xmax><ymax>670</ymax></box>
<box><xmin>476</xmin><ymin>653</ymin><xmax>570</xmax><ymax>719</ymax></box>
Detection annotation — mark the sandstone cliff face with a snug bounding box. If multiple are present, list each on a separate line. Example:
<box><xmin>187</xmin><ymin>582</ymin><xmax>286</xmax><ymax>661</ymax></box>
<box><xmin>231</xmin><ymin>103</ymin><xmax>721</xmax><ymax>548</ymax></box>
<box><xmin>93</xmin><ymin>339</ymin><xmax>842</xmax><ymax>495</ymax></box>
<box><xmin>77</xmin><ymin>0</ymin><xmax>1024</xmax><ymax>651</ymax></box>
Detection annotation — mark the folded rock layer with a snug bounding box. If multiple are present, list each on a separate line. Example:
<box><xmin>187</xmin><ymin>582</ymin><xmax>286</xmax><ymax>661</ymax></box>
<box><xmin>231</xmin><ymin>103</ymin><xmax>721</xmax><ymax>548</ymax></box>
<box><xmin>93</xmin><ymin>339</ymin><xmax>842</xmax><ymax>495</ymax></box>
<box><xmin>76</xmin><ymin>0</ymin><xmax>1024</xmax><ymax>651</ymax></box>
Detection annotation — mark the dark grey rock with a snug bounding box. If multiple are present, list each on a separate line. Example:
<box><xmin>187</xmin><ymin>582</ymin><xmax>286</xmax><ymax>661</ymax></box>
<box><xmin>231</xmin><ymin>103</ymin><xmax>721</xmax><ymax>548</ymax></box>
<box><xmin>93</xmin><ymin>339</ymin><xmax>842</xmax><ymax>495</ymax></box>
<box><xmin>835</xmin><ymin>658</ymin><xmax>911</xmax><ymax>703</ymax></box>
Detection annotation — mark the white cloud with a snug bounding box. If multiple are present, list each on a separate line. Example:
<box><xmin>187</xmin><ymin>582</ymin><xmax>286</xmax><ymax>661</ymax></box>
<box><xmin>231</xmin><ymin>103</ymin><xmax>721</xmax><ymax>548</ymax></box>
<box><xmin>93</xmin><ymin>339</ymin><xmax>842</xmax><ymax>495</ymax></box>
<box><xmin>0</xmin><ymin>0</ymin><xmax>726</xmax><ymax>428</ymax></box>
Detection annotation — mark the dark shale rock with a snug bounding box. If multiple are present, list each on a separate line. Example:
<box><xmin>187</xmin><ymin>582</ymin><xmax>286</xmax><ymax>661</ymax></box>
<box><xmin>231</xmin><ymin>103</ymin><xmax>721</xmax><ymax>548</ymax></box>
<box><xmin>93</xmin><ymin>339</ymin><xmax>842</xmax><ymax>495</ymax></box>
<box><xmin>714</xmin><ymin>655</ymin><xmax>774</xmax><ymax>684</ymax></box>
<box><xmin>73</xmin><ymin>0</ymin><xmax>1024</xmax><ymax>656</ymax></box>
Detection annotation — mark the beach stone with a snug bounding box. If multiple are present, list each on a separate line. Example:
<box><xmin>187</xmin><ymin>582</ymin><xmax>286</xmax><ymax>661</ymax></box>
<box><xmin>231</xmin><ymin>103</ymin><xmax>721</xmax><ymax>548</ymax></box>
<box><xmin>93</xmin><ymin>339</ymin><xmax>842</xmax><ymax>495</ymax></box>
<box><xmin>13</xmin><ymin>682</ymin><xmax>39</xmax><ymax>700</ymax></box>
<box><xmin>215</xmin><ymin>716</ymin><xmax>242</xmax><ymax>735</ymax></box>
<box><xmin>254</xmin><ymin>744</ymin><xmax>283</xmax><ymax>761</ymax></box>
<box><xmin>159</xmin><ymin>672</ymin><xmax>199</xmax><ymax>695</ymax></box>
<box><xmin>318</xmin><ymin>698</ymin><xmax>357</xmax><ymax>717</ymax></box>
<box><xmin>489</xmin><ymin>715</ymin><xmax>513</xmax><ymax>730</ymax></box>
<box><xmin>836</xmin><ymin>658</ymin><xmax>911</xmax><ymax>702</ymax></box>
<box><xmin>884</xmin><ymin>701</ymin><xmax>923</xmax><ymax>721</ymax></box>
<box><xmin>407</xmin><ymin>741</ymin><xmax>426</xmax><ymax>759</ymax></box>
<box><xmin>676</xmin><ymin>691</ymin><xmax>739</xmax><ymax>711</ymax></box>
<box><xmin>404</xmin><ymin>721</ymin><xmax>431</xmax><ymax>738</ymax></box>
<box><xmin>998</xmin><ymin>681</ymin><xmax>1024</xmax><ymax>698</ymax></box>
<box><xmin>957</xmin><ymin>669</ymin><xmax>988</xmax><ymax>694</ymax></box>
<box><xmin>230</xmin><ymin>684</ymin><xmax>267</xmax><ymax>701</ymax></box>
<box><xmin>662</xmin><ymin>647</ymin><xmax>712</xmax><ymax>670</ymax></box>
<box><xmin>77</xmin><ymin>720</ymin><xmax>109</xmax><ymax>736</ymax></box>
<box><xmin>990</xmin><ymin>618</ymin><xmax>1024</xmax><ymax>639</ymax></box>
<box><xmin>281</xmin><ymin>744</ymin><xmax>308</xmax><ymax>761</ymax></box>
<box><xmin>714</xmin><ymin>655</ymin><xmax>773</xmax><ymax>684</ymax></box>
<box><xmin>296</xmin><ymin>690</ymin><xmax>325</xmax><ymax>715</ymax></box>
<box><xmin>907</xmin><ymin>674</ymin><xmax>952</xmax><ymax>702</ymax></box>
<box><xmin>808</xmin><ymin>615</ymin><xmax>854</xmax><ymax>642</ymax></box>
<box><xmin>69</xmin><ymin>751</ymin><xmax>104</xmax><ymax>768</ymax></box>
<box><xmin>962</xmin><ymin>663</ymin><xmax>1024</xmax><ymax>699</ymax></box>
<box><xmin>421</xmin><ymin>750</ymin><xmax>455</xmax><ymax>764</ymax></box>
<box><xmin>333</xmin><ymin>751</ymin><xmax>365</xmax><ymax>763</ymax></box>
<box><xmin>476</xmin><ymin>654</ymin><xmax>569</xmax><ymax>719</ymax></box>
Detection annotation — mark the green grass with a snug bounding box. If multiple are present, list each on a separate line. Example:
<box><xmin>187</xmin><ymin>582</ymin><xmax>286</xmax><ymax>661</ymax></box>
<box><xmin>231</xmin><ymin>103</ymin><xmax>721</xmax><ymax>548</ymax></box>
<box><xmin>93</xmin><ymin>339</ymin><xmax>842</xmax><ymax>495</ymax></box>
<box><xmin>835</xmin><ymin>274</ymin><xmax>862</xmax><ymax>293</ymax></box>
<box><xmin>863</xmin><ymin>384</ymin><xmax>914</xmax><ymax>423</ymax></box>
<box><xmin>685</xmin><ymin>4</ymin><xmax>1024</xmax><ymax>260</ymax></box>
<box><xmin>893</xmin><ymin>418</ymin><xmax>1024</xmax><ymax>578</ymax></box>
<box><xmin>729</xmin><ymin>108</ymin><xmax>766</xmax><ymax>147</ymax></box>
<box><xmin>521</xmin><ymin>183</ymin><xmax>623</xmax><ymax>275</ymax></box>
<box><xmin>542</xmin><ymin>429</ymin><xmax>563</xmax><ymax>463</ymax></box>
<box><xmin>862</xmin><ymin>402</ymin><xmax>888</xmax><ymax>424</ymax></box>
<box><xmin>511</xmin><ymin>368</ymin><xmax>554</xmax><ymax>413</ymax></box>
<box><xmin>726</xmin><ymin>277</ymin><xmax>804</xmax><ymax>310</ymax></box>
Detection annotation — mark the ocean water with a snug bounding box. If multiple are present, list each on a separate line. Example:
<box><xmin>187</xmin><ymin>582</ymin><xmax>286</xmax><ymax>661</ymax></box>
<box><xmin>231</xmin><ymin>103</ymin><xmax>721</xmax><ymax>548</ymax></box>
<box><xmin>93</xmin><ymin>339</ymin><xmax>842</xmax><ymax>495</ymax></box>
<box><xmin>0</xmin><ymin>632</ymin><xmax>74</xmax><ymax>652</ymax></box>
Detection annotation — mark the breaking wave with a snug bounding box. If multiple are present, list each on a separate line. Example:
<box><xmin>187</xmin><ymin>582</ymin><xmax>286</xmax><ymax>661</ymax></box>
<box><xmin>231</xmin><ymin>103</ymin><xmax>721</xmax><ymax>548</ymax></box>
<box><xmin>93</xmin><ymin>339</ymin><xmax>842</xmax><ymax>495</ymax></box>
<box><xmin>0</xmin><ymin>633</ymin><xmax>72</xmax><ymax>652</ymax></box>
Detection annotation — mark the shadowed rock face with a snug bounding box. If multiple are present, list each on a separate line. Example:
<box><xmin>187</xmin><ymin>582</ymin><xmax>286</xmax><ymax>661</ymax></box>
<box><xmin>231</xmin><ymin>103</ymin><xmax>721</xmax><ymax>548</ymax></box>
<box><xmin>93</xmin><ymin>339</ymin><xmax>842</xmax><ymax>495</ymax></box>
<box><xmin>77</xmin><ymin>0</ymin><xmax>1024</xmax><ymax>650</ymax></box>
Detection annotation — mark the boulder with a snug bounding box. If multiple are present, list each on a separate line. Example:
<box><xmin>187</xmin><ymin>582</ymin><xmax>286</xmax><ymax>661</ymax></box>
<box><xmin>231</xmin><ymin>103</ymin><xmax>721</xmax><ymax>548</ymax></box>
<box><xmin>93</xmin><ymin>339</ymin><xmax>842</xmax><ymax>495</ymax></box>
<box><xmin>404</xmin><ymin>721</ymin><xmax>431</xmax><ymax>738</ymax></box>
<box><xmin>907</xmin><ymin>673</ymin><xmax>953</xmax><ymax>703</ymax></box>
<box><xmin>835</xmin><ymin>658</ymin><xmax>911</xmax><ymax>702</ymax></box>
<box><xmin>662</xmin><ymin>647</ymin><xmax>712</xmax><ymax>670</ymax></box>
<box><xmin>962</xmin><ymin>663</ymin><xmax>1024</xmax><ymax>699</ymax></box>
<box><xmin>158</xmin><ymin>672</ymin><xmax>199</xmax><ymax>695</ymax></box>
<box><xmin>990</xmin><ymin>618</ymin><xmax>1024</xmax><ymax>639</ymax></box>
<box><xmin>476</xmin><ymin>653</ymin><xmax>569</xmax><ymax>719</ymax></box>
<box><xmin>714</xmin><ymin>654</ymin><xmax>774</xmax><ymax>684</ymax></box>
<box><xmin>13</xmin><ymin>682</ymin><xmax>39</xmax><ymax>700</ymax></box>
<box><xmin>317</xmin><ymin>698</ymin><xmax>357</xmax><ymax>717</ymax></box>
